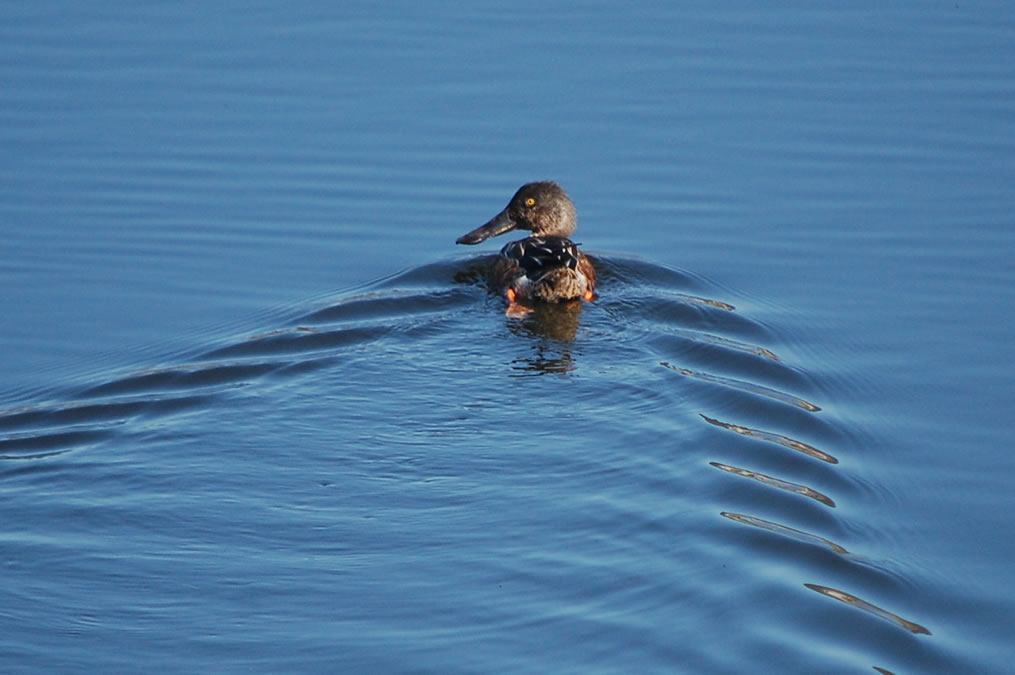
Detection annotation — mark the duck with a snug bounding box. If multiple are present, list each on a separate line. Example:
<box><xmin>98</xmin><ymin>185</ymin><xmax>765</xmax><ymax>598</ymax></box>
<box><xmin>456</xmin><ymin>181</ymin><xmax>597</xmax><ymax>304</ymax></box>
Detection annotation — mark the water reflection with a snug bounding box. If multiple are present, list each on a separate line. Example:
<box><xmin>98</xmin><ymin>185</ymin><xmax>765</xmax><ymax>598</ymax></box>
<box><xmin>509</xmin><ymin>348</ymin><xmax>576</xmax><ymax>376</ymax></box>
<box><xmin>505</xmin><ymin>302</ymin><xmax>586</xmax><ymax>375</ymax></box>
<box><xmin>662</xmin><ymin>362</ymin><xmax>822</xmax><ymax>412</ymax></box>
<box><xmin>721</xmin><ymin>511</ymin><xmax>849</xmax><ymax>554</ymax></box>
<box><xmin>805</xmin><ymin>584</ymin><xmax>932</xmax><ymax>635</ymax></box>
<box><xmin>711</xmin><ymin>461</ymin><xmax>836</xmax><ymax>507</ymax></box>
<box><xmin>702</xmin><ymin>414</ymin><xmax>838</xmax><ymax>464</ymax></box>
<box><xmin>506</xmin><ymin>301</ymin><xmax>584</xmax><ymax>342</ymax></box>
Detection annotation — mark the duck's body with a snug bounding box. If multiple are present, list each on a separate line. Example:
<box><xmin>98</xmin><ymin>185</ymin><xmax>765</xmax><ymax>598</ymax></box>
<box><xmin>456</xmin><ymin>182</ymin><xmax>596</xmax><ymax>303</ymax></box>
<box><xmin>491</xmin><ymin>235</ymin><xmax>596</xmax><ymax>303</ymax></box>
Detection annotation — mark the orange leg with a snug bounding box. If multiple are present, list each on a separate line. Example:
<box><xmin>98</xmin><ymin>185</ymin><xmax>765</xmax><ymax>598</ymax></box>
<box><xmin>504</xmin><ymin>287</ymin><xmax>532</xmax><ymax>317</ymax></box>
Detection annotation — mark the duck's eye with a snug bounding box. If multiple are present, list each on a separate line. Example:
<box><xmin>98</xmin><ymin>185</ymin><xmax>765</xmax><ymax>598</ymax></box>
<box><xmin>525</xmin><ymin>197</ymin><xmax>536</xmax><ymax>207</ymax></box>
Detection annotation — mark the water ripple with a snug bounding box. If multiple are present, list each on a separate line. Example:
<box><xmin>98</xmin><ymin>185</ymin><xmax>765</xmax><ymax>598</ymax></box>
<box><xmin>661</xmin><ymin>361</ymin><xmax>822</xmax><ymax>412</ymax></box>
<box><xmin>0</xmin><ymin>253</ymin><xmax>935</xmax><ymax>667</ymax></box>
<box><xmin>702</xmin><ymin>414</ymin><xmax>838</xmax><ymax>463</ymax></box>
<box><xmin>711</xmin><ymin>461</ymin><xmax>836</xmax><ymax>507</ymax></box>
<box><xmin>722</xmin><ymin>511</ymin><xmax>849</xmax><ymax>554</ymax></box>
<box><xmin>805</xmin><ymin>584</ymin><xmax>931</xmax><ymax>635</ymax></box>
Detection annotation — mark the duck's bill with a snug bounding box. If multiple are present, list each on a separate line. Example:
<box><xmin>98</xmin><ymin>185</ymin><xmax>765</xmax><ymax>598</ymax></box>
<box><xmin>456</xmin><ymin>209</ymin><xmax>517</xmax><ymax>245</ymax></box>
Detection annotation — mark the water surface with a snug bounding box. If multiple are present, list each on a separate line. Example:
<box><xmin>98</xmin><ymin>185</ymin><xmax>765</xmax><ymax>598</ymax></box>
<box><xmin>2</xmin><ymin>2</ymin><xmax>1014</xmax><ymax>672</ymax></box>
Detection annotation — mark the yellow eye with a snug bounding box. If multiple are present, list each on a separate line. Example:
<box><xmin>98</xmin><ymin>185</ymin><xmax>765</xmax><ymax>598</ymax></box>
<box><xmin>525</xmin><ymin>197</ymin><xmax>536</xmax><ymax>206</ymax></box>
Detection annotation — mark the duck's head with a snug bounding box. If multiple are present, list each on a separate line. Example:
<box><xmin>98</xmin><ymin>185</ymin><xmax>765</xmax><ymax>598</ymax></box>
<box><xmin>457</xmin><ymin>181</ymin><xmax>577</xmax><ymax>245</ymax></box>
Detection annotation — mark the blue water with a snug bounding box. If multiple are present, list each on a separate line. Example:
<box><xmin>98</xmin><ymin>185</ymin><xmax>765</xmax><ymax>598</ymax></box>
<box><xmin>3</xmin><ymin>2</ymin><xmax>1014</xmax><ymax>672</ymax></box>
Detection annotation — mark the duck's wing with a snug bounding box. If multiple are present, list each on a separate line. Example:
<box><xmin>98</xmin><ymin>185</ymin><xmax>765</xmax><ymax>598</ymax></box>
<box><xmin>500</xmin><ymin>236</ymin><xmax>581</xmax><ymax>277</ymax></box>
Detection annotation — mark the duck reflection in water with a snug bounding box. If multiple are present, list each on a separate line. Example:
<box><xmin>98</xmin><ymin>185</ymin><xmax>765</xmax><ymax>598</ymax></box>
<box><xmin>508</xmin><ymin>302</ymin><xmax>584</xmax><ymax>370</ymax></box>
<box><xmin>456</xmin><ymin>181</ymin><xmax>597</xmax><ymax>318</ymax></box>
<box><xmin>514</xmin><ymin>299</ymin><xmax>582</xmax><ymax>337</ymax></box>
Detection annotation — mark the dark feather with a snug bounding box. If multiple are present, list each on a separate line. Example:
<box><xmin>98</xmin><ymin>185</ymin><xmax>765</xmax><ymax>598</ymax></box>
<box><xmin>500</xmin><ymin>236</ymin><xmax>581</xmax><ymax>278</ymax></box>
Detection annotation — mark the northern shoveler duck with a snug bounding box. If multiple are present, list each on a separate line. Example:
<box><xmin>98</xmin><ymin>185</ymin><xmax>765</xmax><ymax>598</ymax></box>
<box><xmin>456</xmin><ymin>181</ymin><xmax>597</xmax><ymax>305</ymax></box>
